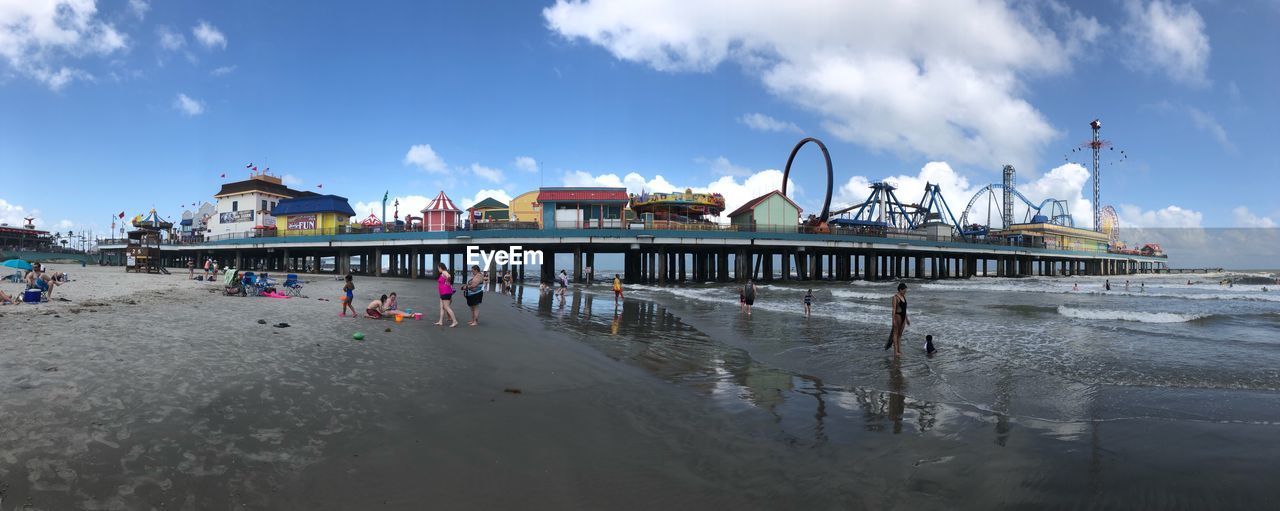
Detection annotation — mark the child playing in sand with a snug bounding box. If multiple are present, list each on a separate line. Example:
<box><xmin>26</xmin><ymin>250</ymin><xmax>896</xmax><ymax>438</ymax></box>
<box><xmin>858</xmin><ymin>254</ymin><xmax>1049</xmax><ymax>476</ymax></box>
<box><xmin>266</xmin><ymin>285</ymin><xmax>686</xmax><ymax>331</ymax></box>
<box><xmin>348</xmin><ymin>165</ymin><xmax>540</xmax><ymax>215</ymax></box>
<box><xmin>385</xmin><ymin>292</ymin><xmax>398</xmax><ymax>311</ymax></box>
<box><xmin>366</xmin><ymin>295</ymin><xmax>387</xmax><ymax>319</ymax></box>
<box><xmin>340</xmin><ymin>274</ymin><xmax>357</xmax><ymax>317</ymax></box>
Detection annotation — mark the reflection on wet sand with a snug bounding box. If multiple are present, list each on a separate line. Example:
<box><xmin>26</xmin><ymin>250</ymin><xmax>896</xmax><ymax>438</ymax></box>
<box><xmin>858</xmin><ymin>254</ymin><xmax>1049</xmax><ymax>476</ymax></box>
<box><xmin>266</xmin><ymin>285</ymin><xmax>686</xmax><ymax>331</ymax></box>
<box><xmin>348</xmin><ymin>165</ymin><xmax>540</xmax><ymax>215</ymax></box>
<box><xmin>514</xmin><ymin>287</ymin><xmax>941</xmax><ymax>442</ymax></box>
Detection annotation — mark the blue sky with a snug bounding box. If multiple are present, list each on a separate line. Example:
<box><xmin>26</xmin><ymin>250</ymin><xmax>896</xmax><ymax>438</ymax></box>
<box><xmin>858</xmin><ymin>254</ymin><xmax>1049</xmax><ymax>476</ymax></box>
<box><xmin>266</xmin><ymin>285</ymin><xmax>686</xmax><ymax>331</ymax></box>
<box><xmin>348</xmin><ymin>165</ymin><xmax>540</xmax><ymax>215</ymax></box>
<box><xmin>1</xmin><ymin>0</ymin><xmax>1278</xmax><ymax>239</ymax></box>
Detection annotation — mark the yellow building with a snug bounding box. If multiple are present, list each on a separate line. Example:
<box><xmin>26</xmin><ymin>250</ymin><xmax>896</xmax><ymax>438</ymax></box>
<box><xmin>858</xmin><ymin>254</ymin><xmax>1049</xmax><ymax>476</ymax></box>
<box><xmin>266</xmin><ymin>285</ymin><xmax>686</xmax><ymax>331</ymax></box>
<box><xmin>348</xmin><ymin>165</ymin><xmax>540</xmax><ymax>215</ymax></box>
<box><xmin>1003</xmin><ymin>223</ymin><xmax>1111</xmax><ymax>252</ymax></box>
<box><xmin>509</xmin><ymin>190</ymin><xmax>541</xmax><ymax>226</ymax></box>
<box><xmin>271</xmin><ymin>194</ymin><xmax>357</xmax><ymax>236</ymax></box>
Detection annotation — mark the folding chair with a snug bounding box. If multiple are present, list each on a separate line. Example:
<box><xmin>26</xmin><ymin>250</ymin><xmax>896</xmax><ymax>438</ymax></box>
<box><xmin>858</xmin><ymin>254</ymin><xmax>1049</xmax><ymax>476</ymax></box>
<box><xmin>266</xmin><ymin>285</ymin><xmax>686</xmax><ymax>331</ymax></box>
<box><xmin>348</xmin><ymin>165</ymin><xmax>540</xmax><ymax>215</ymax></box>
<box><xmin>242</xmin><ymin>272</ymin><xmax>260</xmax><ymax>297</ymax></box>
<box><xmin>283</xmin><ymin>274</ymin><xmax>303</xmax><ymax>297</ymax></box>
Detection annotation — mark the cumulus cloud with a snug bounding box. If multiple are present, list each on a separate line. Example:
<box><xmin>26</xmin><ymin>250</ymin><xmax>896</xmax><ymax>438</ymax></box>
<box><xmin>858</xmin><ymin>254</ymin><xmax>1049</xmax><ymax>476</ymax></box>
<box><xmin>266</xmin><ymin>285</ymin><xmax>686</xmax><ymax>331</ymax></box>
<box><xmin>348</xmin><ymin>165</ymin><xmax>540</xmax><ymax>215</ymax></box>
<box><xmin>738</xmin><ymin>113</ymin><xmax>801</xmax><ymax>133</ymax></box>
<box><xmin>210</xmin><ymin>65</ymin><xmax>236</xmax><ymax>76</ymax></box>
<box><xmin>1123</xmin><ymin>0</ymin><xmax>1210</xmax><ymax>87</ymax></box>
<box><xmin>352</xmin><ymin>195</ymin><xmax>433</xmax><ymax>222</ymax></box>
<box><xmin>545</xmin><ymin>0</ymin><xmax>1101</xmax><ymax>169</ymax></box>
<box><xmin>706</xmin><ymin>156</ymin><xmax>752</xmax><ymax>177</ymax></box>
<box><xmin>1232</xmin><ymin>206</ymin><xmax>1276</xmax><ymax>228</ymax></box>
<box><xmin>1117</xmin><ymin>204</ymin><xmax>1203</xmax><ymax>228</ymax></box>
<box><xmin>513</xmin><ymin>156</ymin><xmax>538</xmax><ymax>173</ymax></box>
<box><xmin>469</xmin><ymin>163</ymin><xmax>504</xmax><ymax>183</ymax></box>
<box><xmin>0</xmin><ymin>198</ymin><xmax>39</xmax><ymax>227</ymax></box>
<box><xmin>404</xmin><ymin>144</ymin><xmax>448</xmax><ymax>173</ymax></box>
<box><xmin>0</xmin><ymin>0</ymin><xmax>129</xmax><ymax>90</ymax></box>
<box><xmin>281</xmin><ymin>174</ymin><xmax>302</xmax><ymax>186</ymax></box>
<box><xmin>173</xmin><ymin>93</ymin><xmax>204</xmax><ymax>116</ymax></box>
<box><xmin>192</xmin><ymin>20</ymin><xmax>227</xmax><ymax>49</ymax></box>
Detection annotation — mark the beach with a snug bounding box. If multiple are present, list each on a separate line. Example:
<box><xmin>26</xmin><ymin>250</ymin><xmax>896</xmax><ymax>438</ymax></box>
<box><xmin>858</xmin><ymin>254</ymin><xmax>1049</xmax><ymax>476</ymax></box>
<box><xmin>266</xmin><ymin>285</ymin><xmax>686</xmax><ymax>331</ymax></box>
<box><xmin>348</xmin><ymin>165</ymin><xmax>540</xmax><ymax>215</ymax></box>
<box><xmin>3</xmin><ymin>266</ymin><xmax>1280</xmax><ymax>509</ymax></box>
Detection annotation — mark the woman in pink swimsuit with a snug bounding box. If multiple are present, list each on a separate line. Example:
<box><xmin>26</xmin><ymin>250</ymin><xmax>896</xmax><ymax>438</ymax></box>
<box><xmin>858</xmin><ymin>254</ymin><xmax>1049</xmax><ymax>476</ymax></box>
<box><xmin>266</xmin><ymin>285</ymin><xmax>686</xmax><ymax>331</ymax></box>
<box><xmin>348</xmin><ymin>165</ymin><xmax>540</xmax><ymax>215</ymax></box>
<box><xmin>434</xmin><ymin>262</ymin><xmax>458</xmax><ymax>327</ymax></box>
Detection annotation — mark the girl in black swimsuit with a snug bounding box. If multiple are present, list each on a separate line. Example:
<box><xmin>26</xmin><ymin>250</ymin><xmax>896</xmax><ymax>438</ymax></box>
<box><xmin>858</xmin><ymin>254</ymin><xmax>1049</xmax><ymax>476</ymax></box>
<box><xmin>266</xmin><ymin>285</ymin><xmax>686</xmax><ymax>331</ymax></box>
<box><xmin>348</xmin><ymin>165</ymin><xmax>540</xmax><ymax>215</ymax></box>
<box><xmin>888</xmin><ymin>283</ymin><xmax>910</xmax><ymax>356</ymax></box>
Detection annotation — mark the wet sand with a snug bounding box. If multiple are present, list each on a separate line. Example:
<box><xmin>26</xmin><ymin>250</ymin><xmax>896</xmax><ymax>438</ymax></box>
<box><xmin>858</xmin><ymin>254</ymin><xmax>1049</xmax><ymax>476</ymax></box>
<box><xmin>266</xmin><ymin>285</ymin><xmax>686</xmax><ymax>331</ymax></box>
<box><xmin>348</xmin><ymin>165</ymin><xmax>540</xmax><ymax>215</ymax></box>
<box><xmin>4</xmin><ymin>267</ymin><xmax>1279</xmax><ymax>509</ymax></box>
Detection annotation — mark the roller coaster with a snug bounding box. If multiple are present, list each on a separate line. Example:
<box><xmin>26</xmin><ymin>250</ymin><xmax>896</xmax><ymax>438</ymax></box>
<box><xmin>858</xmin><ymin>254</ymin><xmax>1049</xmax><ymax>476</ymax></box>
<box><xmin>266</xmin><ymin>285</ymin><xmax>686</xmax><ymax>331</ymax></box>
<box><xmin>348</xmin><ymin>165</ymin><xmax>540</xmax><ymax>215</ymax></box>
<box><xmin>957</xmin><ymin>165</ymin><xmax>1074</xmax><ymax>237</ymax></box>
<box><xmin>829</xmin><ymin>182</ymin><xmax>967</xmax><ymax>239</ymax></box>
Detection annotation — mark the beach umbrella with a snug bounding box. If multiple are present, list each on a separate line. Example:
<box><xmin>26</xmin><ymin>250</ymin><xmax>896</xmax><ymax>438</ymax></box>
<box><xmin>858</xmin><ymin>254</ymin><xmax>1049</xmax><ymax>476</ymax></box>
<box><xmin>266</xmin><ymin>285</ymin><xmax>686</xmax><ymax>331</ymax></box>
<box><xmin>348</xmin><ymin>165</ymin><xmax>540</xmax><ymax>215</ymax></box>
<box><xmin>1</xmin><ymin>259</ymin><xmax>33</xmax><ymax>271</ymax></box>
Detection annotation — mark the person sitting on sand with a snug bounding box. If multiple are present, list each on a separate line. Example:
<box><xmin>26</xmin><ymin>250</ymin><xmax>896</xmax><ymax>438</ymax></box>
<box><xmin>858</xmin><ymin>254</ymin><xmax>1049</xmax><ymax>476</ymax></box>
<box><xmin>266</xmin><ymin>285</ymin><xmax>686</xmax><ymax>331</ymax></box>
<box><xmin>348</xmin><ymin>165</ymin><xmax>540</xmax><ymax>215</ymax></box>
<box><xmin>385</xmin><ymin>292</ymin><xmax>398</xmax><ymax>311</ymax></box>
<box><xmin>225</xmin><ymin>272</ymin><xmax>245</xmax><ymax>296</ymax></box>
<box><xmin>0</xmin><ymin>289</ymin><xmax>13</xmax><ymax>304</ymax></box>
<box><xmin>366</xmin><ymin>295</ymin><xmax>387</xmax><ymax>319</ymax></box>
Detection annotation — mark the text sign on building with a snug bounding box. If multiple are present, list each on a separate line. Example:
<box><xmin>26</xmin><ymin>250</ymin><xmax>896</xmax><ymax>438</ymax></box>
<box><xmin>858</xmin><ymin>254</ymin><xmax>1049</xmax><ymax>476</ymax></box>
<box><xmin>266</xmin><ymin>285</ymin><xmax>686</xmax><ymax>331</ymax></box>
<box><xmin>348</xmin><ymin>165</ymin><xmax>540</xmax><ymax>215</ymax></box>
<box><xmin>287</xmin><ymin>214</ymin><xmax>317</xmax><ymax>230</ymax></box>
<box><xmin>219</xmin><ymin>210</ymin><xmax>254</xmax><ymax>223</ymax></box>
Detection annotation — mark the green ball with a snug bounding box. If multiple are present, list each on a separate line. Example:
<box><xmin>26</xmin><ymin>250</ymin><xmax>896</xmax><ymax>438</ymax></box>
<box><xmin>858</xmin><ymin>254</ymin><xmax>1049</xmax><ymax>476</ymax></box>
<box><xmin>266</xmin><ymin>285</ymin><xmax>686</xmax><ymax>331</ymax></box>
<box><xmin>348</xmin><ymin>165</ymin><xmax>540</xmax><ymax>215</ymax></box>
<box><xmin>353</xmin><ymin>332</ymin><xmax>365</xmax><ymax>341</ymax></box>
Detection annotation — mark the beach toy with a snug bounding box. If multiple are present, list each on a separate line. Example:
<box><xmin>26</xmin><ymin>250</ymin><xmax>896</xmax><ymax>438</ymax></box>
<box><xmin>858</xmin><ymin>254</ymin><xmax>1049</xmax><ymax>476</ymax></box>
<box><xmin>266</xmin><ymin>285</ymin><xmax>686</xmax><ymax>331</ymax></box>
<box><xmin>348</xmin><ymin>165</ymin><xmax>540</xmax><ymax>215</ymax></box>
<box><xmin>405</xmin><ymin>308</ymin><xmax>412</xmax><ymax>314</ymax></box>
<box><xmin>413</xmin><ymin>313</ymin><xmax>422</xmax><ymax>320</ymax></box>
<box><xmin>353</xmin><ymin>332</ymin><xmax>365</xmax><ymax>341</ymax></box>
<box><xmin>394</xmin><ymin>314</ymin><xmax>403</xmax><ymax>323</ymax></box>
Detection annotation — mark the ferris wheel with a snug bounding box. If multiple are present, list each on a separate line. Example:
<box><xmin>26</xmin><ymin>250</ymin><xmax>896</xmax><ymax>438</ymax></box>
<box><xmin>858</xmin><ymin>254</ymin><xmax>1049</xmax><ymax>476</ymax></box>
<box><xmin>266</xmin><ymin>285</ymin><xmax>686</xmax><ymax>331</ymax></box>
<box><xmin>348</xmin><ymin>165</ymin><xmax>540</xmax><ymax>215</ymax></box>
<box><xmin>1099</xmin><ymin>205</ymin><xmax>1120</xmax><ymax>245</ymax></box>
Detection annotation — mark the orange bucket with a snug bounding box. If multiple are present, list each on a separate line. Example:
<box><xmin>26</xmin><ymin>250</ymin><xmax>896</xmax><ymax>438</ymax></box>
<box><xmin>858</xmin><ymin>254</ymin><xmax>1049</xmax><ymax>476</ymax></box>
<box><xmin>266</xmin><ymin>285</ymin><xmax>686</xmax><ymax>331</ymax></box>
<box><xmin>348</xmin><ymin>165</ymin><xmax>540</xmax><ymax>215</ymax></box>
<box><xmin>394</xmin><ymin>314</ymin><xmax>403</xmax><ymax>323</ymax></box>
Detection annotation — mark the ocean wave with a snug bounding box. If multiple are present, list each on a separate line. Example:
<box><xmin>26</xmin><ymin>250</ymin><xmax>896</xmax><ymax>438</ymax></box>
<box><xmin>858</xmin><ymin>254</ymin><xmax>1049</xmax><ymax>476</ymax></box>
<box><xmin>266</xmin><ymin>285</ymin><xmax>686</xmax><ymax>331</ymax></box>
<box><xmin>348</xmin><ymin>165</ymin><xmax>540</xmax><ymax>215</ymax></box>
<box><xmin>829</xmin><ymin>289</ymin><xmax>890</xmax><ymax>300</ymax></box>
<box><xmin>1056</xmin><ymin>306</ymin><xmax>1208</xmax><ymax>323</ymax></box>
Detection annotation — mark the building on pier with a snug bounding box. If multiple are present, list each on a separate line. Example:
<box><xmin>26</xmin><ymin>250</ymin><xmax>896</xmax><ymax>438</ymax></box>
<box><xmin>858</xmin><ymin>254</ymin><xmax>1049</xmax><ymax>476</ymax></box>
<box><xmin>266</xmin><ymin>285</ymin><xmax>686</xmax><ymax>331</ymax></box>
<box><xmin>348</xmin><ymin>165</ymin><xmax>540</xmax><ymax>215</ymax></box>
<box><xmin>537</xmin><ymin>187</ymin><xmax>629</xmax><ymax>229</ymax></box>
<box><xmin>0</xmin><ymin>223</ymin><xmax>51</xmax><ymax>251</ymax></box>
<box><xmin>508</xmin><ymin>190</ymin><xmax>541</xmax><ymax>227</ymax></box>
<box><xmin>421</xmin><ymin>190</ymin><xmax>462</xmax><ymax>232</ymax></box>
<box><xmin>271</xmin><ymin>194</ymin><xmax>356</xmax><ymax>236</ymax></box>
<box><xmin>728</xmin><ymin>190</ymin><xmax>801</xmax><ymax>232</ymax></box>
<box><xmin>467</xmin><ymin>197</ymin><xmax>510</xmax><ymax>224</ymax></box>
<box><xmin>1001</xmin><ymin>222</ymin><xmax>1110</xmax><ymax>252</ymax></box>
<box><xmin>211</xmin><ymin>171</ymin><xmax>308</xmax><ymax>237</ymax></box>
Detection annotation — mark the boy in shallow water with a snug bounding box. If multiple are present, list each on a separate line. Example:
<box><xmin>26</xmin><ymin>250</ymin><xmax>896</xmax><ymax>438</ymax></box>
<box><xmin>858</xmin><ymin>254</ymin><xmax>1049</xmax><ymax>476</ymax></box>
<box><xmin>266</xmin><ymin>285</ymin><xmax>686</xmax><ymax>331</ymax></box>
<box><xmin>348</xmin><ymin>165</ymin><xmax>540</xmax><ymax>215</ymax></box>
<box><xmin>924</xmin><ymin>334</ymin><xmax>937</xmax><ymax>355</ymax></box>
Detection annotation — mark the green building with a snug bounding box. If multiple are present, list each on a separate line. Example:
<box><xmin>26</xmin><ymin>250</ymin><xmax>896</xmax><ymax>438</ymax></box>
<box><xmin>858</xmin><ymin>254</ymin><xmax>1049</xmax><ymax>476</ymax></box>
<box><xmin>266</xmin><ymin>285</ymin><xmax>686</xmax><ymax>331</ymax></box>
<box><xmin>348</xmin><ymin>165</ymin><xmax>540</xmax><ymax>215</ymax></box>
<box><xmin>727</xmin><ymin>190</ymin><xmax>802</xmax><ymax>232</ymax></box>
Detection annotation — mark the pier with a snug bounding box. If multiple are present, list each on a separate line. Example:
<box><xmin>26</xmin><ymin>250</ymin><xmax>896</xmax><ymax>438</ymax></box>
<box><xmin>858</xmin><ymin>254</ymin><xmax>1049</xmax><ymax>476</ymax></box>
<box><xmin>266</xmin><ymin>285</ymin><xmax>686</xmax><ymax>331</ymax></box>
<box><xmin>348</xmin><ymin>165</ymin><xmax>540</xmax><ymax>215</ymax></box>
<box><xmin>97</xmin><ymin>226</ymin><xmax>1169</xmax><ymax>284</ymax></box>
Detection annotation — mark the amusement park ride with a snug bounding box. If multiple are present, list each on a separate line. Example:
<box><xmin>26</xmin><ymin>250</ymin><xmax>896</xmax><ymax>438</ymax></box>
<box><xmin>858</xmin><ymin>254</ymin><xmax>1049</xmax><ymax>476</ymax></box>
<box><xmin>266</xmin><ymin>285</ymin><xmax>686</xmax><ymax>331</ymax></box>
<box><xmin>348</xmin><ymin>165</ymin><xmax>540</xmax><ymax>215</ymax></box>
<box><xmin>779</xmin><ymin>118</ymin><xmax>1130</xmax><ymax>248</ymax></box>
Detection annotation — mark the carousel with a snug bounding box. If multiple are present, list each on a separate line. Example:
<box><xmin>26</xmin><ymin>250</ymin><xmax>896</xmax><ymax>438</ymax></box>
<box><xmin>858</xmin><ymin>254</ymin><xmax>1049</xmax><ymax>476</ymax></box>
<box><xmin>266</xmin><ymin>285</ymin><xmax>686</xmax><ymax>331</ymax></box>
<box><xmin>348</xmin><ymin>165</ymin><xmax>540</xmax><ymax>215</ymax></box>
<box><xmin>127</xmin><ymin>209</ymin><xmax>173</xmax><ymax>274</ymax></box>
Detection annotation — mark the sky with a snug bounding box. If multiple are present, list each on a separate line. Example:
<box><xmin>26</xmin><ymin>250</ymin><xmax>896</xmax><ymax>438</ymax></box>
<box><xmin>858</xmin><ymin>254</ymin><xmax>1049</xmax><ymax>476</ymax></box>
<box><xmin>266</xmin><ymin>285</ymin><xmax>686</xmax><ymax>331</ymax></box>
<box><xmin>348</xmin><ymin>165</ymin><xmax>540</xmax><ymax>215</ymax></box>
<box><xmin>2</xmin><ymin>0</ymin><xmax>1278</xmax><ymax>244</ymax></box>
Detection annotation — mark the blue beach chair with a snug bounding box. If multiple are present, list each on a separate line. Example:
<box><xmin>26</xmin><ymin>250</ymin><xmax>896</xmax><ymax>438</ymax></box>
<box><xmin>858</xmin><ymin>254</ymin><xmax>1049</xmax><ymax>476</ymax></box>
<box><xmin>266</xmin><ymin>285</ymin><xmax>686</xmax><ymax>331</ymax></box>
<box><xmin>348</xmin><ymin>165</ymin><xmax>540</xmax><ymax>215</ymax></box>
<box><xmin>283</xmin><ymin>274</ymin><xmax>303</xmax><ymax>297</ymax></box>
<box><xmin>242</xmin><ymin>272</ymin><xmax>260</xmax><ymax>297</ymax></box>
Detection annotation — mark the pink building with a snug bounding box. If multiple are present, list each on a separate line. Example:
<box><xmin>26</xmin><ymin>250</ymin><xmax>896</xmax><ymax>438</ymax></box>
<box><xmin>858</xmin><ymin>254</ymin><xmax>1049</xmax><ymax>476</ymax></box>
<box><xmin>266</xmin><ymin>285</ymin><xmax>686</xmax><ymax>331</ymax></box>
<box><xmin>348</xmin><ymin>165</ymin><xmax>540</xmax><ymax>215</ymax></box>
<box><xmin>421</xmin><ymin>191</ymin><xmax>461</xmax><ymax>231</ymax></box>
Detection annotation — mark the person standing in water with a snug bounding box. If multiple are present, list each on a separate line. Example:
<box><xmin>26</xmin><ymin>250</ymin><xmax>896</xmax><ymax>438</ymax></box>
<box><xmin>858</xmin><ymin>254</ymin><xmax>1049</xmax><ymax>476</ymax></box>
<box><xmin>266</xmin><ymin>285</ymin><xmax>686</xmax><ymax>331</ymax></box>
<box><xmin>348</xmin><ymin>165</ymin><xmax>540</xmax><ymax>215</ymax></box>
<box><xmin>803</xmin><ymin>289</ymin><xmax>813</xmax><ymax>318</ymax></box>
<box><xmin>887</xmin><ymin>283</ymin><xmax>910</xmax><ymax>356</ymax></box>
<box><xmin>612</xmin><ymin>274</ymin><xmax>623</xmax><ymax>306</ymax></box>
<box><xmin>434</xmin><ymin>263</ymin><xmax>458</xmax><ymax>327</ymax></box>
<box><xmin>1105</xmin><ymin>279</ymin><xmax>1111</xmax><ymax>291</ymax></box>
<box><xmin>743</xmin><ymin>279</ymin><xmax>757</xmax><ymax>316</ymax></box>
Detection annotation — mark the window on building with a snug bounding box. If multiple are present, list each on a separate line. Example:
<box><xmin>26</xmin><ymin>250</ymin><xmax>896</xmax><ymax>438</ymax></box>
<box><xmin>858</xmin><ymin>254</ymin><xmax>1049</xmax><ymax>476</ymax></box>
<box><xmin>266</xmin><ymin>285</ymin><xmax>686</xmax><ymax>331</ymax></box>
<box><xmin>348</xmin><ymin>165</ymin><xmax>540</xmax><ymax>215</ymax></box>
<box><xmin>232</xmin><ymin>201</ymin><xmax>238</xmax><ymax>212</ymax></box>
<box><xmin>262</xmin><ymin>199</ymin><xmax>268</xmax><ymax>212</ymax></box>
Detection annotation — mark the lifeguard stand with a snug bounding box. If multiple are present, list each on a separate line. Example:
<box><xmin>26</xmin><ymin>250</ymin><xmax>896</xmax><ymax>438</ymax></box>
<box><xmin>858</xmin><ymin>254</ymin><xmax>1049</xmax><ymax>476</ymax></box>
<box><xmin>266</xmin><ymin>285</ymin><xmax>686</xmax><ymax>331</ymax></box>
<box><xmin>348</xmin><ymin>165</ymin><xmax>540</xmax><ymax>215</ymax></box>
<box><xmin>126</xmin><ymin>209</ymin><xmax>172</xmax><ymax>274</ymax></box>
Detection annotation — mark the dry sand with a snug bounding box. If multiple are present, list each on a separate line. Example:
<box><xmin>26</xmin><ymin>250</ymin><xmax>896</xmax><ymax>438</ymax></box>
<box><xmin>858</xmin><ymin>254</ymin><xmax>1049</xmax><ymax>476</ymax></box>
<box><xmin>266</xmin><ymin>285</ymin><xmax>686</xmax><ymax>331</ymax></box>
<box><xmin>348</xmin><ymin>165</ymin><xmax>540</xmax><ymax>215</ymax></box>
<box><xmin>0</xmin><ymin>266</ymin><xmax>786</xmax><ymax>510</ymax></box>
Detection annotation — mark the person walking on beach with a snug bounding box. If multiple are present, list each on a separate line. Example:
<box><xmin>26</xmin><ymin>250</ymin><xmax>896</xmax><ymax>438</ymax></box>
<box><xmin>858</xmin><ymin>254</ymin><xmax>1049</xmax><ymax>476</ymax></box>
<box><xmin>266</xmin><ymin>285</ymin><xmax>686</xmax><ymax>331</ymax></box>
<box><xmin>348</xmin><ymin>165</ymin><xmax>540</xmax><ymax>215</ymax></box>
<box><xmin>502</xmin><ymin>270</ymin><xmax>513</xmax><ymax>294</ymax></box>
<box><xmin>886</xmin><ymin>283</ymin><xmax>910</xmax><ymax>356</ymax></box>
<box><xmin>464</xmin><ymin>265</ymin><xmax>485</xmax><ymax>326</ymax></box>
<box><xmin>743</xmin><ymin>279</ymin><xmax>756</xmax><ymax>316</ymax></box>
<box><xmin>612</xmin><ymin>274</ymin><xmax>624</xmax><ymax>306</ymax></box>
<box><xmin>585</xmin><ymin>265</ymin><xmax>593</xmax><ymax>286</ymax></box>
<box><xmin>340</xmin><ymin>274</ymin><xmax>357</xmax><ymax>317</ymax></box>
<box><xmin>435</xmin><ymin>262</ymin><xmax>459</xmax><ymax>327</ymax></box>
<box><xmin>803</xmin><ymin>289</ymin><xmax>813</xmax><ymax>318</ymax></box>
<box><xmin>188</xmin><ymin>260</ymin><xmax>195</xmax><ymax>280</ymax></box>
<box><xmin>557</xmin><ymin>270</ymin><xmax>569</xmax><ymax>299</ymax></box>
<box><xmin>203</xmin><ymin>257</ymin><xmax>211</xmax><ymax>278</ymax></box>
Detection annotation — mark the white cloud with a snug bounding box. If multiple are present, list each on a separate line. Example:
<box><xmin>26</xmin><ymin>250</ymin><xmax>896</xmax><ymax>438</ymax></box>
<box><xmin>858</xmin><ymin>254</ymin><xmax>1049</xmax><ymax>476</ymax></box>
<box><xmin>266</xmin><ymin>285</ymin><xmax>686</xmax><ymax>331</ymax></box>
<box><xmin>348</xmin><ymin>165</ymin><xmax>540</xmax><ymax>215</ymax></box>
<box><xmin>1123</xmin><ymin>0</ymin><xmax>1210</xmax><ymax>87</ymax></box>
<box><xmin>157</xmin><ymin>26</ymin><xmax>186</xmax><ymax>51</ymax></box>
<box><xmin>1117</xmin><ymin>204</ymin><xmax>1203</xmax><ymax>228</ymax></box>
<box><xmin>57</xmin><ymin>219</ymin><xmax>75</xmax><ymax>229</ymax></box>
<box><xmin>281</xmin><ymin>174</ymin><xmax>302</xmax><ymax>186</ymax></box>
<box><xmin>545</xmin><ymin>0</ymin><xmax>1100</xmax><ymax>169</ymax></box>
<box><xmin>403</xmin><ymin>144</ymin><xmax>448</xmax><ymax>173</ymax></box>
<box><xmin>0</xmin><ymin>0</ymin><xmax>129</xmax><ymax>90</ymax></box>
<box><xmin>469</xmin><ymin>163</ymin><xmax>504</xmax><ymax>183</ymax></box>
<box><xmin>173</xmin><ymin>93</ymin><xmax>204</xmax><ymax>116</ymax></box>
<box><xmin>0</xmin><ymin>198</ymin><xmax>39</xmax><ymax>227</ymax></box>
<box><xmin>210</xmin><ymin>65</ymin><xmax>236</xmax><ymax>76</ymax></box>
<box><xmin>129</xmin><ymin>0</ymin><xmax>150</xmax><ymax>20</ymax></box>
<box><xmin>707</xmin><ymin>156</ymin><xmax>752</xmax><ymax>177</ymax></box>
<box><xmin>738</xmin><ymin>112</ymin><xmax>801</xmax><ymax>133</ymax></box>
<box><xmin>1232</xmin><ymin>207</ymin><xmax>1276</xmax><ymax>228</ymax></box>
<box><xmin>352</xmin><ymin>195</ymin><xmax>433</xmax><ymax>222</ymax></box>
<box><xmin>1186</xmin><ymin>107</ymin><xmax>1235</xmax><ymax>154</ymax></box>
<box><xmin>513</xmin><ymin>156</ymin><xmax>538</xmax><ymax>173</ymax></box>
<box><xmin>458</xmin><ymin>189</ymin><xmax>515</xmax><ymax>211</ymax></box>
<box><xmin>192</xmin><ymin>20</ymin><xmax>227</xmax><ymax>50</ymax></box>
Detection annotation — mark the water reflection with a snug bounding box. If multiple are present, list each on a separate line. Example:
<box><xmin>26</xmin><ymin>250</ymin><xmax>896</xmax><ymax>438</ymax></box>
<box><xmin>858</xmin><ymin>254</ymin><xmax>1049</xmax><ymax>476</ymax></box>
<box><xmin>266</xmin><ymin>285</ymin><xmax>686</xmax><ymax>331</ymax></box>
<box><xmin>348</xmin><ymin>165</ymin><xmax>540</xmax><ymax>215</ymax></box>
<box><xmin>511</xmin><ymin>287</ymin><xmax>942</xmax><ymax>442</ymax></box>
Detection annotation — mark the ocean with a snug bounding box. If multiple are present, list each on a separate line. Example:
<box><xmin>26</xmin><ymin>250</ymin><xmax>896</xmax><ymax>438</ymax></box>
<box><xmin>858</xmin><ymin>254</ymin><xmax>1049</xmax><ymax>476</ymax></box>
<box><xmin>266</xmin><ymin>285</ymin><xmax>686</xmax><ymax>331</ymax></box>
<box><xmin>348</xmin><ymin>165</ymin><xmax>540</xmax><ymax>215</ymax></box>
<box><xmin>510</xmin><ymin>271</ymin><xmax>1280</xmax><ymax>507</ymax></box>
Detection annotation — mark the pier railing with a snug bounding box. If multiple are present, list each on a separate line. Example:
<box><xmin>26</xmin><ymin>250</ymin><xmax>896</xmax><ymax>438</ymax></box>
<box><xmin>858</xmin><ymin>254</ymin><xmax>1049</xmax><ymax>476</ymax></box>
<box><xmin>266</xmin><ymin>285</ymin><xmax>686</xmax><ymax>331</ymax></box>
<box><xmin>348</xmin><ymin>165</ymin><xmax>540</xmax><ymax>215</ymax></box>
<box><xmin>97</xmin><ymin>223</ymin><xmax>1164</xmax><ymax>257</ymax></box>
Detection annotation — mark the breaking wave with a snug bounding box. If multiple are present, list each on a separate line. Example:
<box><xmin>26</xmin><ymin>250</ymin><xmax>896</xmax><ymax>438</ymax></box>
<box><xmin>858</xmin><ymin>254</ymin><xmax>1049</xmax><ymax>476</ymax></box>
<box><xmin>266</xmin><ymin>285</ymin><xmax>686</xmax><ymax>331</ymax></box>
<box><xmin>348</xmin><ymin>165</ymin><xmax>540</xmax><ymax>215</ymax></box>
<box><xmin>1056</xmin><ymin>306</ymin><xmax>1208</xmax><ymax>323</ymax></box>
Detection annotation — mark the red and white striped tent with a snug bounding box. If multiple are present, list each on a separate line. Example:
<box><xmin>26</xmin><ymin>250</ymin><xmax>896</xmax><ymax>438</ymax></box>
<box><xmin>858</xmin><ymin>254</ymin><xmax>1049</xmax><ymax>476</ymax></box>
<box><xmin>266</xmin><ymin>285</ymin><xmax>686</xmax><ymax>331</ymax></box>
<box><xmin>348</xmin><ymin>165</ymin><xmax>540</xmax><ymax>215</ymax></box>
<box><xmin>421</xmin><ymin>191</ymin><xmax>461</xmax><ymax>231</ymax></box>
<box><xmin>360</xmin><ymin>213</ymin><xmax>382</xmax><ymax>228</ymax></box>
